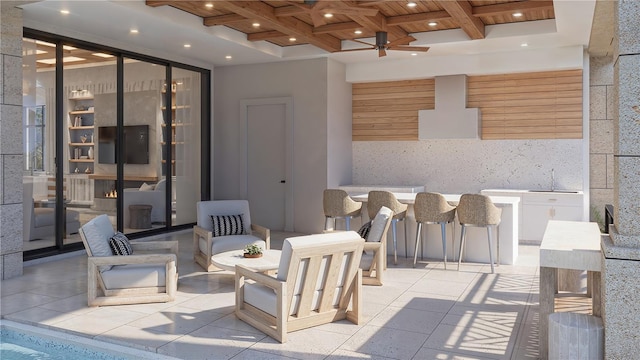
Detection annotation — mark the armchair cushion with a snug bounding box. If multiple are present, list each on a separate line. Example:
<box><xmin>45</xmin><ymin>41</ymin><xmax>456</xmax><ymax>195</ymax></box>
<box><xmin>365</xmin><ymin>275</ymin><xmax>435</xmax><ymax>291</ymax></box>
<box><xmin>367</xmin><ymin>206</ymin><xmax>392</xmax><ymax>242</ymax></box>
<box><xmin>198</xmin><ymin>234</ymin><xmax>265</xmax><ymax>255</ymax></box>
<box><xmin>109</xmin><ymin>232</ymin><xmax>133</xmax><ymax>256</ymax></box>
<box><xmin>82</xmin><ymin>215</ymin><xmax>116</xmax><ymax>271</ymax></box>
<box><xmin>101</xmin><ymin>263</ymin><xmax>166</xmax><ymax>289</ymax></box>
<box><xmin>211</xmin><ymin>214</ymin><xmax>245</xmax><ymax>237</ymax></box>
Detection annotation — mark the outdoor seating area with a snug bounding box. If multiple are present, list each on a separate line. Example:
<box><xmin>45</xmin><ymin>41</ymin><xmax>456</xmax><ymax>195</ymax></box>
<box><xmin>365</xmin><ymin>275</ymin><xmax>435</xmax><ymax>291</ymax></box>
<box><xmin>1</xmin><ymin>229</ymin><xmax>553</xmax><ymax>359</ymax></box>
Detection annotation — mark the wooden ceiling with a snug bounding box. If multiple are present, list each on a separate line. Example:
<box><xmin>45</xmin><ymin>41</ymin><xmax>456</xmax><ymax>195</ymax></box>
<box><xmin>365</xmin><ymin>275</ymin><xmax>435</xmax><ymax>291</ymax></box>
<box><xmin>146</xmin><ymin>0</ymin><xmax>555</xmax><ymax>52</ymax></box>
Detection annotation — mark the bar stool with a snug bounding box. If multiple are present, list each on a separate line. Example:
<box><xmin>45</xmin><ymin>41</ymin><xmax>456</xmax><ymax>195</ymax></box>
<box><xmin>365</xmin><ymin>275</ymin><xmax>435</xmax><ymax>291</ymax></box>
<box><xmin>367</xmin><ymin>191</ymin><xmax>408</xmax><ymax>265</ymax></box>
<box><xmin>456</xmin><ymin>194</ymin><xmax>502</xmax><ymax>273</ymax></box>
<box><xmin>323</xmin><ymin>189</ymin><xmax>362</xmax><ymax>231</ymax></box>
<box><xmin>413</xmin><ymin>192</ymin><xmax>456</xmax><ymax>269</ymax></box>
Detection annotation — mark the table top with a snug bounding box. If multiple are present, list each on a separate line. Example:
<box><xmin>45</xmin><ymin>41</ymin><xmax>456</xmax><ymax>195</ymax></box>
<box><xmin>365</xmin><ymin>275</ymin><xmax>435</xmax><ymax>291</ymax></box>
<box><xmin>211</xmin><ymin>249</ymin><xmax>282</xmax><ymax>272</ymax></box>
<box><xmin>540</xmin><ymin>220</ymin><xmax>601</xmax><ymax>271</ymax></box>
<box><xmin>351</xmin><ymin>192</ymin><xmax>519</xmax><ymax>206</ymax></box>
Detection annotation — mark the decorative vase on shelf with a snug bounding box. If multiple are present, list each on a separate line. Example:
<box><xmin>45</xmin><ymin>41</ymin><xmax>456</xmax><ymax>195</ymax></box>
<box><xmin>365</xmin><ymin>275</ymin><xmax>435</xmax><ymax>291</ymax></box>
<box><xmin>88</xmin><ymin>147</ymin><xmax>94</xmax><ymax>160</ymax></box>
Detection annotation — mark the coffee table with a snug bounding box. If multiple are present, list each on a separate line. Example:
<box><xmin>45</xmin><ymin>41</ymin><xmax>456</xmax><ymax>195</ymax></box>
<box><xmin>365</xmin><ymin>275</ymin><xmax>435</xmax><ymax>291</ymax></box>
<box><xmin>211</xmin><ymin>249</ymin><xmax>282</xmax><ymax>273</ymax></box>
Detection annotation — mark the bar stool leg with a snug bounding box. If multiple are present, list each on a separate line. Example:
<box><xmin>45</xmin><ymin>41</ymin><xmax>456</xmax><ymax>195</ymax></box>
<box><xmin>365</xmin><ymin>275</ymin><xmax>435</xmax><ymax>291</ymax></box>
<box><xmin>440</xmin><ymin>222</ymin><xmax>447</xmax><ymax>270</ymax></box>
<box><xmin>403</xmin><ymin>218</ymin><xmax>408</xmax><ymax>259</ymax></box>
<box><xmin>487</xmin><ymin>226</ymin><xmax>495</xmax><ymax>274</ymax></box>
<box><xmin>457</xmin><ymin>225</ymin><xmax>467</xmax><ymax>271</ymax></box>
<box><xmin>345</xmin><ymin>216</ymin><xmax>351</xmax><ymax>231</ymax></box>
<box><xmin>496</xmin><ymin>224</ymin><xmax>500</xmax><ymax>267</ymax></box>
<box><xmin>420</xmin><ymin>223</ymin><xmax>424</xmax><ymax>261</ymax></box>
<box><xmin>413</xmin><ymin>222</ymin><xmax>422</xmax><ymax>267</ymax></box>
<box><xmin>392</xmin><ymin>219</ymin><xmax>398</xmax><ymax>265</ymax></box>
<box><xmin>450</xmin><ymin>221</ymin><xmax>456</xmax><ymax>262</ymax></box>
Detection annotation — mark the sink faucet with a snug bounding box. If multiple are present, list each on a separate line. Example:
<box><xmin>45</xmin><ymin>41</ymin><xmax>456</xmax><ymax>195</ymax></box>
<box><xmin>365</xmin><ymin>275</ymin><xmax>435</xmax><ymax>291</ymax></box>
<box><xmin>551</xmin><ymin>168</ymin><xmax>555</xmax><ymax>191</ymax></box>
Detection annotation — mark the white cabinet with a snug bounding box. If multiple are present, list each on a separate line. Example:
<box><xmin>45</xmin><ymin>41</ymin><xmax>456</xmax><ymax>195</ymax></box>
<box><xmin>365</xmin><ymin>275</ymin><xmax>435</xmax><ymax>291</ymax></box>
<box><xmin>481</xmin><ymin>189</ymin><xmax>584</xmax><ymax>243</ymax></box>
<box><xmin>521</xmin><ymin>192</ymin><xmax>583</xmax><ymax>242</ymax></box>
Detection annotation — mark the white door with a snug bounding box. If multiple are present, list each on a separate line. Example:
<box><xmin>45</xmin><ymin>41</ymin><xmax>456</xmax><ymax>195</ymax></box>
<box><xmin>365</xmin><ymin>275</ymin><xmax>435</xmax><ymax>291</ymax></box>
<box><xmin>246</xmin><ymin>103</ymin><xmax>287</xmax><ymax>230</ymax></box>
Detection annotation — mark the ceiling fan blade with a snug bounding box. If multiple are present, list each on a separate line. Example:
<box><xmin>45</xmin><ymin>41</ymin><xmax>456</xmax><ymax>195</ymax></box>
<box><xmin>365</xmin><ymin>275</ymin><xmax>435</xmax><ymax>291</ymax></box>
<box><xmin>340</xmin><ymin>47</ymin><xmax>376</xmax><ymax>52</ymax></box>
<box><xmin>379</xmin><ymin>48</ymin><xmax>387</xmax><ymax>57</ymax></box>
<box><xmin>388</xmin><ymin>45</ymin><xmax>430</xmax><ymax>52</ymax></box>
<box><xmin>350</xmin><ymin>39</ymin><xmax>376</xmax><ymax>47</ymax></box>
<box><xmin>387</xmin><ymin>35</ymin><xmax>417</xmax><ymax>47</ymax></box>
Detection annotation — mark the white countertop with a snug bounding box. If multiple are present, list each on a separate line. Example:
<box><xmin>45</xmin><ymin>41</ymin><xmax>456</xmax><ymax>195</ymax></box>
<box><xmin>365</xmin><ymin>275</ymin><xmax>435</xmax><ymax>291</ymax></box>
<box><xmin>351</xmin><ymin>192</ymin><xmax>520</xmax><ymax>205</ymax></box>
<box><xmin>482</xmin><ymin>189</ymin><xmax>584</xmax><ymax>195</ymax></box>
<box><xmin>540</xmin><ymin>220</ymin><xmax>601</xmax><ymax>271</ymax></box>
<box><xmin>338</xmin><ymin>185</ymin><xmax>425</xmax><ymax>195</ymax></box>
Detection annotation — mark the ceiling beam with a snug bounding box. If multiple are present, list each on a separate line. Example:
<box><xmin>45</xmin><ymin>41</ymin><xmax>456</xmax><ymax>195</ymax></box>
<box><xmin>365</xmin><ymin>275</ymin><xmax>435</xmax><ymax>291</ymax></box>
<box><xmin>273</xmin><ymin>5</ymin><xmax>308</xmax><ymax>17</ymax></box>
<box><xmin>437</xmin><ymin>0</ymin><xmax>485</xmax><ymax>39</ymax></box>
<box><xmin>386</xmin><ymin>10</ymin><xmax>452</xmax><ymax>26</ymax></box>
<box><xmin>247</xmin><ymin>30</ymin><xmax>287</xmax><ymax>41</ymax></box>
<box><xmin>214</xmin><ymin>1</ymin><xmax>341</xmax><ymax>52</ymax></box>
<box><xmin>472</xmin><ymin>0</ymin><xmax>554</xmax><ymax>17</ymax></box>
<box><xmin>340</xmin><ymin>1</ymin><xmax>408</xmax><ymax>40</ymax></box>
<box><xmin>145</xmin><ymin>0</ymin><xmax>175</xmax><ymax>7</ymax></box>
<box><xmin>203</xmin><ymin>13</ymin><xmax>247</xmax><ymax>26</ymax></box>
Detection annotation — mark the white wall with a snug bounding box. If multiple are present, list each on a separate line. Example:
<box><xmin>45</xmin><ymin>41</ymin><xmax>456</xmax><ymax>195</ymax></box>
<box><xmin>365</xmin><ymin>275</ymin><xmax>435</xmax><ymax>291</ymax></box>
<box><xmin>215</xmin><ymin>58</ymin><xmax>352</xmax><ymax>233</ymax></box>
<box><xmin>326</xmin><ymin>59</ymin><xmax>353</xmax><ymax>188</ymax></box>
<box><xmin>353</xmin><ymin>139</ymin><xmax>583</xmax><ymax>193</ymax></box>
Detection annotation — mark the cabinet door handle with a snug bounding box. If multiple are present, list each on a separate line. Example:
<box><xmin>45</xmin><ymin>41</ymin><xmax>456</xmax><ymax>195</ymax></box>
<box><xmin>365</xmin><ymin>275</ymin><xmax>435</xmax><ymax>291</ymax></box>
<box><xmin>548</xmin><ymin>198</ymin><xmax>557</xmax><ymax>202</ymax></box>
<box><xmin>550</xmin><ymin>208</ymin><xmax>556</xmax><ymax>218</ymax></box>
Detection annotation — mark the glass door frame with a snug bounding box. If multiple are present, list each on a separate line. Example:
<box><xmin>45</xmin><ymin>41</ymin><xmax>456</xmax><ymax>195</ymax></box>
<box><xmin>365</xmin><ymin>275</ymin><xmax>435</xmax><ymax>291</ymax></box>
<box><xmin>23</xmin><ymin>28</ymin><xmax>211</xmax><ymax>261</ymax></box>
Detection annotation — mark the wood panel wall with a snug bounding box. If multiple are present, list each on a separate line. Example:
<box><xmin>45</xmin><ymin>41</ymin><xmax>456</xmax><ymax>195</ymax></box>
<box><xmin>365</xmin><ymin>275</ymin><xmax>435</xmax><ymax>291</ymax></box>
<box><xmin>352</xmin><ymin>69</ymin><xmax>583</xmax><ymax>141</ymax></box>
<box><xmin>468</xmin><ymin>69</ymin><xmax>583</xmax><ymax>140</ymax></box>
<box><xmin>352</xmin><ymin>79</ymin><xmax>434</xmax><ymax>141</ymax></box>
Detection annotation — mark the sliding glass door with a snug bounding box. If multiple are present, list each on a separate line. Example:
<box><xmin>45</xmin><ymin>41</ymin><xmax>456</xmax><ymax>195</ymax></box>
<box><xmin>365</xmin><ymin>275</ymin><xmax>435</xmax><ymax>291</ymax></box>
<box><xmin>22</xmin><ymin>29</ymin><xmax>210</xmax><ymax>259</ymax></box>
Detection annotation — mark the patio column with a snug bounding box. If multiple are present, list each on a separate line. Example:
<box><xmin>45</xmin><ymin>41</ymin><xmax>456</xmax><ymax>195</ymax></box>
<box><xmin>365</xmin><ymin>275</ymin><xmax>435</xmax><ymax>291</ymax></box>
<box><xmin>0</xmin><ymin>1</ymin><xmax>26</xmax><ymax>279</ymax></box>
<box><xmin>601</xmin><ymin>0</ymin><xmax>640</xmax><ymax>357</ymax></box>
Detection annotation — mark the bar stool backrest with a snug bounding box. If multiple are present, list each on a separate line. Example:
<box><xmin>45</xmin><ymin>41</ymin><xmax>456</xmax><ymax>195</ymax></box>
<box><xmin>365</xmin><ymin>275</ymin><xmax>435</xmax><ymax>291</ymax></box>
<box><xmin>414</xmin><ymin>192</ymin><xmax>456</xmax><ymax>223</ymax></box>
<box><xmin>323</xmin><ymin>189</ymin><xmax>362</xmax><ymax>217</ymax></box>
<box><xmin>367</xmin><ymin>191</ymin><xmax>407</xmax><ymax>220</ymax></box>
<box><xmin>457</xmin><ymin>194</ymin><xmax>501</xmax><ymax>226</ymax></box>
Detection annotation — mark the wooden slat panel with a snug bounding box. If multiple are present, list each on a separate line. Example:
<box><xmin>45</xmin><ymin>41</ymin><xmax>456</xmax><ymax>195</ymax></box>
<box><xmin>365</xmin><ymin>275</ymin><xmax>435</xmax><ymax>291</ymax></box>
<box><xmin>353</xmin><ymin>79</ymin><xmax>434</xmax><ymax>141</ymax></box>
<box><xmin>352</xmin><ymin>70</ymin><xmax>582</xmax><ymax>141</ymax></box>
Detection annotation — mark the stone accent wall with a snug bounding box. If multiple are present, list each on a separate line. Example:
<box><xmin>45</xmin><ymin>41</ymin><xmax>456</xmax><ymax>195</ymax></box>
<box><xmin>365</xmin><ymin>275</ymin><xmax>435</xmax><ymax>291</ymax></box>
<box><xmin>0</xmin><ymin>2</ymin><xmax>24</xmax><ymax>279</ymax></box>
<box><xmin>589</xmin><ymin>56</ymin><xmax>615</xmax><ymax>227</ymax></box>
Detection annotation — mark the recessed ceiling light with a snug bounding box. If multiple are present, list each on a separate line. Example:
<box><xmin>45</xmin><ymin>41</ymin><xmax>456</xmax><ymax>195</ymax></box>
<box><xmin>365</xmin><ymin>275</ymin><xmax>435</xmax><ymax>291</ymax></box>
<box><xmin>37</xmin><ymin>56</ymin><xmax>85</xmax><ymax>65</ymax></box>
<box><xmin>513</xmin><ymin>12</ymin><xmax>523</xmax><ymax>17</ymax></box>
<box><xmin>130</xmin><ymin>29</ymin><xmax>139</xmax><ymax>34</ymax></box>
<box><xmin>354</xmin><ymin>30</ymin><xmax>362</xmax><ymax>35</ymax></box>
<box><xmin>411</xmin><ymin>53</ymin><xmax>418</xmax><ymax>56</ymax></box>
<box><xmin>60</xmin><ymin>9</ymin><xmax>70</xmax><ymax>15</ymax></box>
<box><xmin>521</xmin><ymin>43</ymin><xmax>528</xmax><ymax>47</ymax></box>
<box><xmin>183</xmin><ymin>44</ymin><xmax>191</xmax><ymax>48</ymax></box>
<box><xmin>289</xmin><ymin>37</ymin><xmax>297</xmax><ymax>42</ymax></box>
<box><xmin>205</xmin><ymin>3</ymin><xmax>214</xmax><ymax>8</ymax></box>
<box><xmin>252</xmin><ymin>22</ymin><xmax>260</xmax><ymax>28</ymax></box>
<box><xmin>323</xmin><ymin>13</ymin><xmax>333</xmax><ymax>18</ymax></box>
<box><xmin>92</xmin><ymin>53</ymin><xmax>114</xmax><ymax>58</ymax></box>
<box><xmin>407</xmin><ymin>2</ymin><xmax>417</xmax><ymax>8</ymax></box>
<box><xmin>428</xmin><ymin>22</ymin><xmax>437</xmax><ymax>27</ymax></box>
<box><xmin>225</xmin><ymin>55</ymin><xmax>232</xmax><ymax>60</ymax></box>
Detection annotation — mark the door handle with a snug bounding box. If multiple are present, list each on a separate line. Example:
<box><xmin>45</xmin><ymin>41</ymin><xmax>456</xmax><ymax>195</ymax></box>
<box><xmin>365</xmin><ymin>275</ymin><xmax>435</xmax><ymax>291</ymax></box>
<box><xmin>280</xmin><ymin>180</ymin><xmax>286</xmax><ymax>183</ymax></box>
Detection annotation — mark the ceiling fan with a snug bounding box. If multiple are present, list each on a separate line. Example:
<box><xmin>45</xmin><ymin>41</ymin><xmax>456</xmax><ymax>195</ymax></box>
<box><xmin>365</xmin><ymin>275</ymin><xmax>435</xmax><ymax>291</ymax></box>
<box><xmin>344</xmin><ymin>32</ymin><xmax>430</xmax><ymax>57</ymax></box>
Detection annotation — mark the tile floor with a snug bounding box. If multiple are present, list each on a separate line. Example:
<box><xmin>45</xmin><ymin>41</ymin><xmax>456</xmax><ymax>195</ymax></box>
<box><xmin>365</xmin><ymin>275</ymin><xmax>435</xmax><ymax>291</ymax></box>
<box><xmin>2</xmin><ymin>230</ymin><xmax>549</xmax><ymax>360</ymax></box>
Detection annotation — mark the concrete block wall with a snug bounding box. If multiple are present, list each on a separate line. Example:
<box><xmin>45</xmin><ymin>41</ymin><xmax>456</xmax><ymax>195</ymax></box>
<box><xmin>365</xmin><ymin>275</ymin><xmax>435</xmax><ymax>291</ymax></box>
<box><xmin>0</xmin><ymin>2</ymin><xmax>24</xmax><ymax>279</ymax></box>
<box><xmin>589</xmin><ymin>56</ymin><xmax>615</xmax><ymax>228</ymax></box>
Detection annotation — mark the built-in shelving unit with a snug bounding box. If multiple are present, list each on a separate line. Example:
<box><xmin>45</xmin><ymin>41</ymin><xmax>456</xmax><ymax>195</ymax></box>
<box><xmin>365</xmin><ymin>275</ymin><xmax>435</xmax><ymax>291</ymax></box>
<box><xmin>161</xmin><ymin>83</ymin><xmax>190</xmax><ymax>176</ymax></box>
<box><xmin>68</xmin><ymin>92</ymin><xmax>95</xmax><ymax>174</ymax></box>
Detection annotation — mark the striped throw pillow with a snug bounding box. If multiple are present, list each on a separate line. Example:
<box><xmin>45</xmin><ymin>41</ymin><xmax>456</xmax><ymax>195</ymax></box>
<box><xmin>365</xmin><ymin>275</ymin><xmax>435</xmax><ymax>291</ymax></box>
<box><xmin>109</xmin><ymin>232</ymin><xmax>133</xmax><ymax>256</ymax></box>
<box><xmin>357</xmin><ymin>221</ymin><xmax>372</xmax><ymax>240</ymax></box>
<box><xmin>211</xmin><ymin>214</ymin><xmax>245</xmax><ymax>237</ymax></box>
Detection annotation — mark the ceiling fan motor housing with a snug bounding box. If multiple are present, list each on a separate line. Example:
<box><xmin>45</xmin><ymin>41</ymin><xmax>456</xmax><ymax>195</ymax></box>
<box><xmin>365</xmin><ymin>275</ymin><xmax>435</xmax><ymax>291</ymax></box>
<box><xmin>375</xmin><ymin>31</ymin><xmax>388</xmax><ymax>48</ymax></box>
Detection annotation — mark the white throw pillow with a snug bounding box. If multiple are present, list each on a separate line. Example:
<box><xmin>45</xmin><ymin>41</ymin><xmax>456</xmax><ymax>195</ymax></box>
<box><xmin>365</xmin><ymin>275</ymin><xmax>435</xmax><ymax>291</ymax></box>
<box><xmin>139</xmin><ymin>182</ymin><xmax>154</xmax><ymax>191</ymax></box>
<box><xmin>367</xmin><ymin>206</ymin><xmax>392</xmax><ymax>242</ymax></box>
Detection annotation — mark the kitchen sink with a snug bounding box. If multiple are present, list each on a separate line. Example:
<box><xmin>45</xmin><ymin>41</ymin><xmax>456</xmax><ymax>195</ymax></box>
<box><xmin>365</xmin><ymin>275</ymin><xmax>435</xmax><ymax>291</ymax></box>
<box><xmin>527</xmin><ymin>190</ymin><xmax>579</xmax><ymax>193</ymax></box>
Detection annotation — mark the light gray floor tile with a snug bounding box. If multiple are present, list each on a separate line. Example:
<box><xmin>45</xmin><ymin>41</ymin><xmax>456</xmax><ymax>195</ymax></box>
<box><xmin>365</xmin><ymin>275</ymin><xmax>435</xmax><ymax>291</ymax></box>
<box><xmin>413</xmin><ymin>347</ymin><xmax>496</xmax><ymax>360</ymax></box>
<box><xmin>408</xmin><ymin>278</ymin><xmax>472</xmax><ymax>298</ymax></box>
<box><xmin>422</xmin><ymin>322</ymin><xmax>516</xmax><ymax>360</ymax></box>
<box><xmin>340</xmin><ymin>325</ymin><xmax>429</xmax><ymax>360</ymax></box>
<box><xmin>328</xmin><ymin>348</ymin><xmax>397</xmax><ymax>359</ymax></box>
<box><xmin>157</xmin><ymin>325</ymin><xmax>264</xmax><ymax>360</ymax></box>
<box><xmin>96</xmin><ymin>324</ymin><xmax>181</xmax><ymax>352</ymax></box>
<box><xmin>0</xmin><ymin>292</ymin><xmax>60</xmax><ymax>315</ymax></box>
<box><xmin>369</xmin><ymin>305</ymin><xmax>446</xmax><ymax>334</ymax></box>
<box><xmin>251</xmin><ymin>328</ymin><xmax>351</xmax><ymax>360</ymax></box>
<box><xmin>4</xmin><ymin>306</ymin><xmax>77</xmax><ymax>325</ymax></box>
<box><xmin>231</xmin><ymin>349</ymin><xmax>299</xmax><ymax>360</ymax></box>
<box><xmin>393</xmin><ymin>291</ymin><xmax>458</xmax><ymax>314</ymax></box>
<box><xmin>127</xmin><ymin>306</ymin><xmax>225</xmax><ymax>335</ymax></box>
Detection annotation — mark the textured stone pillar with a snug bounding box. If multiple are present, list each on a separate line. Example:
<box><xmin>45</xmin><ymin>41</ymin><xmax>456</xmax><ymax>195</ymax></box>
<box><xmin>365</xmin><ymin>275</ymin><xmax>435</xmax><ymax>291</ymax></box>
<box><xmin>0</xmin><ymin>2</ymin><xmax>25</xmax><ymax>279</ymax></box>
<box><xmin>601</xmin><ymin>0</ymin><xmax>640</xmax><ymax>358</ymax></box>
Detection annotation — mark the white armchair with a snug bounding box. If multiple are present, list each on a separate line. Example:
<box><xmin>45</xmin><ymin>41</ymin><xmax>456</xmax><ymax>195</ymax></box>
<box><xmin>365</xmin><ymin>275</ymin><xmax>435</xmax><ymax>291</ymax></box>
<box><xmin>122</xmin><ymin>179</ymin><xmax>167</xmax><ymax>227</ymax></box>
<box><xmin>193</xmin><ymin>200</ymin><xmax>270</xmax><ymax>271</ymax></box>
<box><xmin>235</xmin><ymin>231</ymin><xmax>364</xmax><ymax>343</ymax></box>
<box><xmin>80</xmin><ymin>214</ymin><xmax>178</xmax><ymax>306</ymax></box>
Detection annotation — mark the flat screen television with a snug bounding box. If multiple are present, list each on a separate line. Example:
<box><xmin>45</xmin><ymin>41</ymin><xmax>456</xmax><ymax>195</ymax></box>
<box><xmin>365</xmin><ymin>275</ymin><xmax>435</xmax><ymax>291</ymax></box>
<box><xmin>98</xmin><ymin>125</ymin><xmax>149</xmax><ymax>164</ymax></box>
